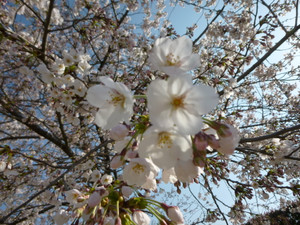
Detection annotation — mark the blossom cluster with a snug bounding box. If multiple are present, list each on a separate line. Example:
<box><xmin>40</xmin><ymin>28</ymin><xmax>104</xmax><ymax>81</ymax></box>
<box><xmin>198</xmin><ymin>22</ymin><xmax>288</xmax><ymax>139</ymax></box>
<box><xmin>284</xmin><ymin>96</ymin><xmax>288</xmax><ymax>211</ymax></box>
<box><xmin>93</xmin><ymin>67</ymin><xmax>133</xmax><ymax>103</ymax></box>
<box><xmin>79</xmin><ymin>36</ymin><xmax>240</xmax><ymax>224</ymax></box>
<box><xmin>33</xmin><ymin>33</ymin><xmax>240</xmax><ymax>225</ymax></box>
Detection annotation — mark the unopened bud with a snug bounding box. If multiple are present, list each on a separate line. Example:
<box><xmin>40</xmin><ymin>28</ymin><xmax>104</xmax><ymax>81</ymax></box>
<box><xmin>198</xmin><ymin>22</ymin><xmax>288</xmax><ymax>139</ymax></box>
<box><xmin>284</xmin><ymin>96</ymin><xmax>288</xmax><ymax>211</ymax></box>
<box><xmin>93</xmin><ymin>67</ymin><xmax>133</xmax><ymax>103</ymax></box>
<box><xmin>207</xmin><ymin>134</ymin><xmax>220</xmax><ymax>149</ymax></box>
<box><xmin>110</xmin><ymin>124</ymin><xmax>129</xmax><ymax>141</ymax></box>
<box><xmin>121</xmin><ymin>186</ymin><xmax>133</xmax><ymax>198</ymax></box>
<box><xmin>114</xmin><ymin>217</ymin><xmax>122</xmax><ymax>225</ymax></box>
<box><xmin>161</xmin><ymin>204</ymin><xmax>185</xmax><ymax>224</ymax></box>
<box><xmin>194</xmin><ymin>132</ymin><xmax>208</xmax><ymax>151</ymax></box>
<box><xmin>110</xmin><ymin>155</ymin><xmax>124</xmax><ymax>169</ymax></box>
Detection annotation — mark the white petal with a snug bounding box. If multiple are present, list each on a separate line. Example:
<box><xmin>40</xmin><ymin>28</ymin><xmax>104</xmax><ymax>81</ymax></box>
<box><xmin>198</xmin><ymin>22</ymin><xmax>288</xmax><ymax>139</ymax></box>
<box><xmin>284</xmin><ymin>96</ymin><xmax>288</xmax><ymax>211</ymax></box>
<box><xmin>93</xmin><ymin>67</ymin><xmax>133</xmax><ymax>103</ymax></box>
<box><xmin>187</xmin><ymin>84</ymin><xmax>219</xmax><ymax>114</ymax></box>
<box><xmin>171</xmin><ymin>107</ymin><xmax>203</xmax><ymax>135</ymax></box>
<box><xmin>171</xmin><ymin>36</ymin><xmax>193</xmax><ymax>58</ymax></box>
<box><xmin>167</xmin><ymin>75</ymin><xmax>192</xmax><ymax>96</ymax></box>
<box><xmin>99</xmin><ymin>77</ymin><xmax>115</xmax><ymax>89</ymax></box>
<box><xmin>180</xmin><ymin>54</ymin><xmax>201</xmax><ymax>71</ymax></box>
<box><xmin>86</xmin><ymin>85</ymin><xmax>110</xmax><ymax>107</ymax></box>
<box><xmin>94</xmin><ymin>105</ymin><xmax>126</xmax><ymax>130</ymax></box>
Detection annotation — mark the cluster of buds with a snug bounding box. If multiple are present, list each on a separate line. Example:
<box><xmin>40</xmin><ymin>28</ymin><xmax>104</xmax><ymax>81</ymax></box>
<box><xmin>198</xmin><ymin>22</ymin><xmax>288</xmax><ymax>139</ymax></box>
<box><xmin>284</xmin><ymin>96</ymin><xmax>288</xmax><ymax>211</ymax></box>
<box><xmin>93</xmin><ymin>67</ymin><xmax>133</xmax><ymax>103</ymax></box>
<box><xmin>57</xmin><ymin>179</ymin><xmax>185</xmax><ymax>225</ymax></box>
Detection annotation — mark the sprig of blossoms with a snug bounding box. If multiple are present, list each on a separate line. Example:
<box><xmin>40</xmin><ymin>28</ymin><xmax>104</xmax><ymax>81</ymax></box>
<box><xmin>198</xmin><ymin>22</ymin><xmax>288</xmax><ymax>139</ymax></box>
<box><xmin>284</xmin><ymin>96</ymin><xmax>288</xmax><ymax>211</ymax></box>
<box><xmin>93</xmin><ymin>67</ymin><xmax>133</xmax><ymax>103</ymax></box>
<box><xmin>81</xmin><ymin>35</ymin><xmax>241</xmax><ymax>224</ymax></box>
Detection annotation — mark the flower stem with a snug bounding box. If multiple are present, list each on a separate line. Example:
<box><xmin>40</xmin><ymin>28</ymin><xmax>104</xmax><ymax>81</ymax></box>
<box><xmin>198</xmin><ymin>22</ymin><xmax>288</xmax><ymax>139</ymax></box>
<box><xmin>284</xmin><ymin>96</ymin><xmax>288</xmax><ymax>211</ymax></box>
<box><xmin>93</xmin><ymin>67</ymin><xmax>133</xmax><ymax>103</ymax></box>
<box><xmin>134</xmin><ymin>95</ymin><xmax>147</xmax><ymax>99</ymax></box>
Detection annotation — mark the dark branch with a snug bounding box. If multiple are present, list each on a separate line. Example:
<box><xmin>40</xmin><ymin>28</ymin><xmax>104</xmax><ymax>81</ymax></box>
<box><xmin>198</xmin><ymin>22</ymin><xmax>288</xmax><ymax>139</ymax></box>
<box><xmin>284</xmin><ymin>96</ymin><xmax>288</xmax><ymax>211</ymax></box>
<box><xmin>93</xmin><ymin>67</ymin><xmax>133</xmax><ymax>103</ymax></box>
<box><xmin>240</xmin><ymin>124</ymin><xmax>300</xmax><ymax>143</ymax></box>
<box><xmin>41</xmin><ymin>0</ymin><xmax>56</xmax><ymax>60</ymax></box>
<box><xmin>237</xmin><ymin>24</ymin><xmax>300</xmax><ymax>82</ymax></box>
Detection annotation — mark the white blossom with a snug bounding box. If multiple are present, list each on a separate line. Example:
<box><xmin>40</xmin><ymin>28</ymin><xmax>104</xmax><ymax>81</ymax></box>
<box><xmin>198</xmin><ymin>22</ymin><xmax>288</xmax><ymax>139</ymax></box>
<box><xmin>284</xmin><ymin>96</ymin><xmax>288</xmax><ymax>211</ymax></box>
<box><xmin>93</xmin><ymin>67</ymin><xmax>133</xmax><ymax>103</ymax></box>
<box><xmin>123</xmin><ymin>158</ymin><xmax>159</xmax><ymax>187</ymax></box>
<box><xmin>87</xmin><ymin>77</ymin><xmax>134</xmax><ymax>130</ymax></box>
<box><xmin>121</xmin><ymin>186</ymin><xmax>133</xmax><ymax>198</ymax></box>
<box><xmin>149</xmin><ymin>36</ymin><xmax>200</xmax><ymax>75</ymax></box>
<box><xmin>88</xmin><ymin>191</ymin><xmax>101</xmax><ymax>207</ymax></box>
<box><xmin>101</xmin><ymin>174</ymin><xmax>113</xmax><ymax>185</ymax></box>
<box><xmin>162</xmin><ymin>168</ymin><xmax>177</xmax><ymax>184</ymax></box>
<box><xmin>53</xmin><ymin>209</ymin><xmax>69</xmax><ymax>225</ymax></box>
<box><xmin>138</xmin><ymin>127</ymin><xmax>192</xmax><ymax>169</ymax></box>
<box><xmin>174</xmin><ymin>159</ymin><xmax>203</xmax><ymax>183</ymax></box>
<box><xmin>90</xmin><ymin>169</ymin><xmax>101</xmax><ymax>182</ymax></box>
<box><xmin>0</xmin><ymin>161</ymin><xmax>6</xmax><ymax>172</ymax></box>
<box><xmin>109</xmin><ymin>124</ymin><xmax>129</xmax><ymax>141</ymax></box>
<box><xmin>147</xmin><ymin>75</ymin><xmax>218</xmax><ymax>135</ymax></box>
<box><xmin>65</xmin><ymin>189</ymin><xmax>82</xmax><ymax>205</ymax></box>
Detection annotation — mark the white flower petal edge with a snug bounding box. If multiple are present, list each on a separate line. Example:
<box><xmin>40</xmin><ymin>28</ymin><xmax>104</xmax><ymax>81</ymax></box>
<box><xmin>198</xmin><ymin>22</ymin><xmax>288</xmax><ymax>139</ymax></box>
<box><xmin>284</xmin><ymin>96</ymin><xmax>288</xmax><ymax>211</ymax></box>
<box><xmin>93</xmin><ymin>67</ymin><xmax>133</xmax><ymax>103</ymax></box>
<box><xmin>147</xmin><ymin>75</ymin><xmax>218</xmax><ymax>135</ymax></box>
<box><xmin>86</xmin><ymin>77</ymin><xmax>134</xmax><ymax>130</ymax></box>
<box><xmin>149</xmin><ymin>36</ymin><xmax>200</xmax><ymax>75</ymax></box>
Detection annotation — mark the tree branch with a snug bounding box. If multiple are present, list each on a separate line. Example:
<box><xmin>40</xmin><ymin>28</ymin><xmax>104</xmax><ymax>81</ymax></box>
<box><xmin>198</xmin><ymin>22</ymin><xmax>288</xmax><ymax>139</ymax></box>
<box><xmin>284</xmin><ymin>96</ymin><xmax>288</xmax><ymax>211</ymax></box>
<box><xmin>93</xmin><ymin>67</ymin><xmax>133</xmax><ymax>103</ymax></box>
<box><xmin>193</xmin><ymin>5</ymin><xmax>226</xmax><ymax>45</ymax></box>
<box><xmin>0</xmin><ymin>99</ymin><xmax>74</xmax><ymax>157</ymax></box>
<box><xmin>237</xmin><ymin>24</ymin><xmax>300</xmax><ymax>82</ymax></box>
<box><xmin>41</xmin><ymin>0</ymin><xmax>56</xmax><ymax>60</ymax></box>
<box><xmin>240</xmin><ymin>124</ymin><xmax>300</xmax><ymax>143</ymax></box>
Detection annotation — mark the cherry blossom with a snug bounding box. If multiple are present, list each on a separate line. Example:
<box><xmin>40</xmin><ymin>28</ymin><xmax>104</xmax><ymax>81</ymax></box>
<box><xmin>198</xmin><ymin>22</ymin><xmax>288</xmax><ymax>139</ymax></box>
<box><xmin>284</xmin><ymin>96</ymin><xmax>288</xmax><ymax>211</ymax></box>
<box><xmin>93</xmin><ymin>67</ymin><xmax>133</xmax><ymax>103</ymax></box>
<box><xmin>174</xmin><ymin>159</ymin><xmax>203</xmax><ymax>183</ymax></box>
<box><xmin>109</xmin><ymin>124</ymin><xmax>129</xmax><ymax>141</ymax></box>
<box><xmin>86</xmin><ymin>77</ymin><xmax>134</xmax><ymax>130</ymax></box>
<box><xmin>65</xmin><ymin>189</ymin><xmax>83</xmax><ymax>205</ymax></box>
<box><xmin>138</xmin><ymin>127</ymin><xmax>193</xmax><ymax>169</ymax></box>
<box><xmin>149</xmin><ymin>36</ymin><xmax>201</xmax><ymax>75</ymax></box>
<box><xmin>101</xmin><ymin>174</ymin><xmax>114</xmax><ymax>185</ymax></box>
<box><xmin>122</xmin><ymin>158</ymin><xmax>159</xmax><ymax>187</ymax></box>
<box><xmin>147</xmin><ymin>75</ymin><xmax>218</xmax><ymax>135</ymax></box>
<box><xmin>0</xmin><ymin>0</ymin><xmax>299</xmax><ymax>224</ymax></box>
<box><xmin>53</xmin><ymin>210</ymin><xmax>69</xmax><ymax>225</ymax></box>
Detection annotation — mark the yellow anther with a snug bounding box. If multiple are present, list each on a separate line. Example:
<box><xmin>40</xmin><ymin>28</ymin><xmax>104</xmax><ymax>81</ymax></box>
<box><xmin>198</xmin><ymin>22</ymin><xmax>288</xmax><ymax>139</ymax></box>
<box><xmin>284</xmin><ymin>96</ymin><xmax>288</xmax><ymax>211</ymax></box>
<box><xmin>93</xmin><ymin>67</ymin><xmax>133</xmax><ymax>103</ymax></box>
<box><xmin>158</xmin><ymin>132</ymin><xmax>173</xmax><ymax>148</ymax></box>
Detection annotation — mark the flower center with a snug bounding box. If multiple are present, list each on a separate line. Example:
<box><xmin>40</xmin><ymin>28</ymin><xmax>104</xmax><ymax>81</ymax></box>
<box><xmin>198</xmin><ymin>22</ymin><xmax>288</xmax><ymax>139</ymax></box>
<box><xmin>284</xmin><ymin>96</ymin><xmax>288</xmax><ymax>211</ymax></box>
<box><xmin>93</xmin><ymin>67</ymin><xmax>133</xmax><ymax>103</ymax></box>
<box><xmin>166</xmin><ymin>53</ymin><xmax>181</xmax><ymax>66</ymax></box>
<box><xmin>171</xmin><ymin>95</ymin><xmax>185</xmax><ymax>109</ymax></box>
<box><xmin>157</xmin><ymin>132</ymin><xmax>172</xmax><ymax>148</ymax></box>
<box><xmin>108</xmin><ymin>90</ymin><xmax>125</xmax><ymax>107</ymax></box>
<box><xmin>132</xmin><ymin>163</ymin><xmax>145</xmax><ymax>174</ymax></box>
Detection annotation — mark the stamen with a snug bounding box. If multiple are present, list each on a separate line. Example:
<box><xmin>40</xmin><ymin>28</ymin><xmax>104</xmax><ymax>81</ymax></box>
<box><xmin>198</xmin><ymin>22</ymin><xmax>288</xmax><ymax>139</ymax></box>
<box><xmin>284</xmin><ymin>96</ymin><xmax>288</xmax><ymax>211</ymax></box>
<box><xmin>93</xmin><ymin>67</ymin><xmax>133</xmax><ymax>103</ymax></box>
<box><xmin>158</xmin><ymin>132</ymin><xmax>172</xmax><ymax>148</ymax></box>
<box><xmin>166</xmin><ymin>53</ymin><xmax>181</xmax><ymax>66</ymax></box>
<box><xmin>171</xmin><ymin>95</ymin><xmax>185</xmax><ymax>109</ymax></box>
<box><xmin>108</xmin><ymin>90</ymin><xmax>125</xmax><ymax>107</ymax></box>
<box><xmin>132</xmin><ymin>163</ymin><xmax>145</xmax><ymax>174</ymax></box>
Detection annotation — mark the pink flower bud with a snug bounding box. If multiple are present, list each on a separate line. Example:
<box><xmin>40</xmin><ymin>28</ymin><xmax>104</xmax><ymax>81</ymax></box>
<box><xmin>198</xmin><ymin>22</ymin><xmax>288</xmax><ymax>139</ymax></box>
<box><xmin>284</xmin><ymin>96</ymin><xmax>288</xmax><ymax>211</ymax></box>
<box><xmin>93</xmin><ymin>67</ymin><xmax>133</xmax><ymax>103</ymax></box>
<box><xmin>217</xmin><ymin>124</ymin><xmax>240</xmax><ymax>155</ymax></box>
<box><xmin>132</xmin><ymin>210</ymin><xmax>151</xmax><ymax>225</ymax></box>
<box><xmin>194</xmin><ymin>132</ymin><xmax>208</xmax><ymax>151</ymax></box>
<box><xmin>121</xmin><ymin>186</ymin><xmax>133</xmax><ymax>198</ymax></box>
<box><xmin>167</xmin><ymin>206</ymin><xmax>184</xmax><ymax>224</ymax></box>
<box><xmin>207</xmin><ymin>134</ymin><xmax>220</xmax><ymax>149</ymax></box>
<box><xmin>88</xmin><ymin>192</ymin><xmax>101</xmax><ymax>207</ymax></box>
<box><xmin>110</xmin><ymin>155</ymin><xmax>124</xmax><ymax>169</ymax></box>
<box><xmin>109</xmin><ymin>124</ymin><xmax>129</xmax><ymax>141</ymax></box>
<box><xmin>115</xmin><ymin>217</ymin><xmax>122</xmax><ymax>225</ymax></box>
<box><xmin>161</xmin><ymin>204</ymin><xmax>184</xmax><ymax>224</ymax></box>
